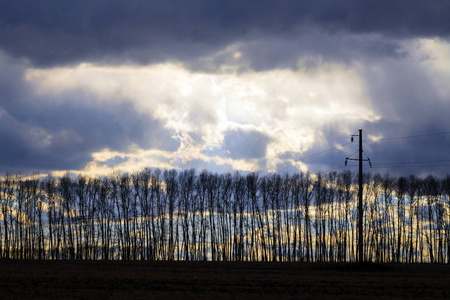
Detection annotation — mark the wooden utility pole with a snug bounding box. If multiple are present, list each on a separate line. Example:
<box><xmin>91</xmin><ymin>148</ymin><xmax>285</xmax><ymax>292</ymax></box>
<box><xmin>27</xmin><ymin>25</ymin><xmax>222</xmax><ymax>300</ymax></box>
<box><xmin>358</xmin><ymin>129</ymin><xmax>363</xmax><ymax>263</ymax></box>
<box><xmin>346</xmin><ymin>129</ymin><xmax>371</xmax><ymax>263</ymax></box>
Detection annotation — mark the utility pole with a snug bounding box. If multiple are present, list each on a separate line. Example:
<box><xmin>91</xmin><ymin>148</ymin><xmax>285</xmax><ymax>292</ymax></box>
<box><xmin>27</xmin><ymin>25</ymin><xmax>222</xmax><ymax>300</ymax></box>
<box><xmin>358</xmin><ymin>129</ymin><xmax>363</xmax><ymax>264</ymax></box>
<box><xmin>345</xmin><ymin>129</ymin><xmax>371</xmax><ymax>263</ymax></box>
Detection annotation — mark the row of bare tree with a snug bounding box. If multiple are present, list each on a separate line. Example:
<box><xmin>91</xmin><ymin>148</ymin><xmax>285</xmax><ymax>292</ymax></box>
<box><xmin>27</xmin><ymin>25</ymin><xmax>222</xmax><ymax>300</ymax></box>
<box><xmin>0</xmin><ymin>169</ymin><xmax>449</xmax><ymax>262</ymax></box>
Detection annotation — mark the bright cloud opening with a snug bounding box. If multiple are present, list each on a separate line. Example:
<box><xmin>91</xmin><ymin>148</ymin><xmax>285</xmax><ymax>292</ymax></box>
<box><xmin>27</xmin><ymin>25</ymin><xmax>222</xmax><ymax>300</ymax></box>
<box><xmin>25</xmin><ymin>59</ymin><xmax>379</xmax><ymax>175</ymax></box>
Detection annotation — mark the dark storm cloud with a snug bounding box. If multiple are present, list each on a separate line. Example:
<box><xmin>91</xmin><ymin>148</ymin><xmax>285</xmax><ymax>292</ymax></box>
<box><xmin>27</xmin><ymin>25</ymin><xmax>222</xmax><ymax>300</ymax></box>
<box><xmin>296</xmin><ymin>58</ymin><xmax>450</xmax><ymax>178</ymax></box>
<box><xmin>234</xmin><ymin>31</ymin><xmax>406</xmax><ymax>71</ymax></box>
<box><xmin>1</xmin><ymin>0</ymin><xmax>449</xmax><ymax>67</ymax></box>
<box><xmin>357</xmin><ymin>56</ymin><xmax>450</xmax><ymax>177</ymax></box>
<box><xmin>223</xmin><ymin>129</ymin><xmax>271</xmax><ymax>160</ymax></box>
<box><xmin>189</xmin><ymin>29</ymin><xmax>406</xmax><ymax>72</ymax></box>
<box><xmin>0</xmin><ymin>109</ymin><xmax>91</xmax><ymax>173</ymax></box>
<box><xmin>301</xmin><ymin>116</ymin><xmax>450</xmax><ymax>178</ymax></box>
<box><xmin>0</xmin><ymin>53</ymin><xmax>178</xmax><ymax>173</ymax></box>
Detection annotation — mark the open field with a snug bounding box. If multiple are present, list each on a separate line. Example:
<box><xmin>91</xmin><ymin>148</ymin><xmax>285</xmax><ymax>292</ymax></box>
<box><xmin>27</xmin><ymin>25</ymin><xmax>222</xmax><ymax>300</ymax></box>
<box><xmin>0</xmin><ymin>260</ymin><xmax>449</xmax><ymax>299</ymax></box>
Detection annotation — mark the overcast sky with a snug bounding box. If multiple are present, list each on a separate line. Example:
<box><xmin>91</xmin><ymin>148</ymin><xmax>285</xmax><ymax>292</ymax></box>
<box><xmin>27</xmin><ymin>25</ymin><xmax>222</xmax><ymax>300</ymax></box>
<box><xmin>1</xmin><ymin>0</ymin><xmax>450</xmax><ymax>177</ymax></box>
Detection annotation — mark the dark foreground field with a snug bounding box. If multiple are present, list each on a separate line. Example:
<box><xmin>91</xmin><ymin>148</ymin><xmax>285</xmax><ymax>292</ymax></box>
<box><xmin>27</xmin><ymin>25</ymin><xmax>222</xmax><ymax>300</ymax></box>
<box><xmin>0</xmin><ymin>260</ymin><xmax>449</xmax><ymax>299</ymax></box>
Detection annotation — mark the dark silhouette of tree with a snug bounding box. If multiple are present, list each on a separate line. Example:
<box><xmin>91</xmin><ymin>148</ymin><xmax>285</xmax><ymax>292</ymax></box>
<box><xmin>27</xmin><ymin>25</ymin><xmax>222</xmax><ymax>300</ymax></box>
<box><xmin>2</xmin><ymin>168</ymin><xmax>450</xmax><ymax>262</ymax></box>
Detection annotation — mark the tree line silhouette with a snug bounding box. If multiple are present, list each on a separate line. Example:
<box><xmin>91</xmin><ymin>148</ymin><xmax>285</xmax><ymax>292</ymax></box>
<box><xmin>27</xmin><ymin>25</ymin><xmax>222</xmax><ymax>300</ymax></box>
<box><xmin>0</xmin><ymin>168</ymin><xmax>449</xmax><ymax>263</ymax></box>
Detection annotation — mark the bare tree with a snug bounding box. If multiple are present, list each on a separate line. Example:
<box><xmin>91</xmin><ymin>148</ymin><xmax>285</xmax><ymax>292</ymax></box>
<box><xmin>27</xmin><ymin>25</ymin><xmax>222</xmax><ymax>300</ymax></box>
<box><xmin>164</xmin><ymin>169</ymin><xmax>178</xmax><ymax>260</ymax></box>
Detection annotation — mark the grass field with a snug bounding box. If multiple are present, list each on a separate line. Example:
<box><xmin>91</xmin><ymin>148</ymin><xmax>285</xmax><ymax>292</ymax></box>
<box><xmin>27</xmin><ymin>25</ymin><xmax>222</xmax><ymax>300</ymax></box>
<box><xmin>0</xmin><ymin>260</ymin><xmax>449</xmax><ymax>299</ymax></box>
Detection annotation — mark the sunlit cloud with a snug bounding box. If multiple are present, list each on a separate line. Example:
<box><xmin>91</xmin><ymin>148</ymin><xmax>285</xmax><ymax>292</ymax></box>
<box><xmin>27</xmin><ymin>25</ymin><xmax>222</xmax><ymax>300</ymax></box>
<box><xmin>24</xmin><ymin>58</ymin><xmax>380</xmax><ymax>175</ymax></box>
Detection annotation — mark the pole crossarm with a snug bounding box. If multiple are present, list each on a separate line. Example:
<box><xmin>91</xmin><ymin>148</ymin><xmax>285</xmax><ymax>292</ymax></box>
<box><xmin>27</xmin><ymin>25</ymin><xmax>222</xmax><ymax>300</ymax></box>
<box><xmin>345</xmin><ymin>158</ymin><xmax>370</xmax><ymax>162</ymax></box>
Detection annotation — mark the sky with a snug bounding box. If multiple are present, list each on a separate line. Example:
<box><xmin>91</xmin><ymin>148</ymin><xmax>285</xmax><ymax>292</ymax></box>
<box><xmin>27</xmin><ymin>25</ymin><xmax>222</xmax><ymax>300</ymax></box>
<box><xmin>1</xmin><ymin>0</ymin><xmax>450</xmax><ymax>177</ymax></box>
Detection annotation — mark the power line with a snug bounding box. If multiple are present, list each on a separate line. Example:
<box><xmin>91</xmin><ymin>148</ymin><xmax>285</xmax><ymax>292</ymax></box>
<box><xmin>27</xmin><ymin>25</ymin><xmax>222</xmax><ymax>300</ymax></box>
<box><xmin>264</xmin><ymin>130</ymin><xmax>450</xmax><ymax>174</ymax></box>
<box><xmin>324</xmin><ymin>164</ymin><xmax>356</xmax><ymax>173</ymax></box>
<box><xmin>297</xmin><ymin>142</ymin><xmax>353</xmax><ymax>161</ymax></box>
<box><xmin>373</xmin><ymin>159</ymin><xmax>450</xmax><ymax>167</ymax></box>
<box><xmin>371</xmin><ymin>164</ymin><xmax>450</xmax><ymax>169</ymax></box>
<box><xmin>366</xmin><ymin>131</ymin><xmax>450</xmax><ymax>142</ymax></box>
<box><xmin>262</xmin><ymin>142</ymin><xmax>353</xmax><ymax>172</ymax></box>
<box><xmin>330</xmin><ymin>162</ymin><xmax>450</xmax><ymax>172</ymax></box>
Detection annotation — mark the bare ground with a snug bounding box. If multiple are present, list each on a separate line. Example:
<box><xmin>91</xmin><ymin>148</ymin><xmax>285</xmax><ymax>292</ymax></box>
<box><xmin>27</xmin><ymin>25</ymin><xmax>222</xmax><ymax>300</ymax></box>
<box><xmin>0</xmin><ymin>260</ymin><xmax>449</xmax><ymax>299</ymax></box>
